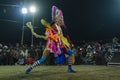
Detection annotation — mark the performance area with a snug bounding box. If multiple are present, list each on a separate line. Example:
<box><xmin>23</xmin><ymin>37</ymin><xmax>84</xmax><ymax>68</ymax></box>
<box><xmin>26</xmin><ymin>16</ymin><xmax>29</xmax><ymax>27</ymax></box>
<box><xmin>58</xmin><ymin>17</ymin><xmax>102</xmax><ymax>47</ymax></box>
<box><xmin>0</xmin><ymin>0</ymin><xmax>120</xmax><ymax>80</ymax></box>
<box><xmin>0</xmin><ymin>65</ymin><xmax>119</xmax><ymax>80</ymax></box>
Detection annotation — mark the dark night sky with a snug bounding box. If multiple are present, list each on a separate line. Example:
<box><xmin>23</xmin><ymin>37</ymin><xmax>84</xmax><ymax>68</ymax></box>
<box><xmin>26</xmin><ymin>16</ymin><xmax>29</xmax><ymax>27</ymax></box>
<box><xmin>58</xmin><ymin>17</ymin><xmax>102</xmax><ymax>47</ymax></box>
<box><xmin>0</xmin><ymin>0</ymin><xmax>120</xmax><ymax>45</ymax></box>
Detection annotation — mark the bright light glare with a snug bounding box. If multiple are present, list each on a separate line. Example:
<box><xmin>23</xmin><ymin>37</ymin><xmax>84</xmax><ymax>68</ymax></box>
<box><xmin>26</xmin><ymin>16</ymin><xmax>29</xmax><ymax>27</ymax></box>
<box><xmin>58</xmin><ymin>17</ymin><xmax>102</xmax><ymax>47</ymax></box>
<box><xmin>30</xmin><ymin>6</ymin><xmax>36</xmax><ymax>13</ymax></box>
<box><xmin>22</xmin><ymin>7</ymin><xmax>28</xmax><ymax>14</ymax></box>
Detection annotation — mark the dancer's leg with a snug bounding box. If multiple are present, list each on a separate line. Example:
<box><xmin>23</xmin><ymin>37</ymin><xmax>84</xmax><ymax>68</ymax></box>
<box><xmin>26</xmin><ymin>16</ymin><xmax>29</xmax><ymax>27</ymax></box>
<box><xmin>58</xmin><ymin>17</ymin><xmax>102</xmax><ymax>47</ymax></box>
<box><xmin>26</xmin><ymin>48</ymin><xmax>50</xmax><ymax>74</ymax></box>
<box><xmin>67</xmin><ymin>49</ymin><xmax>76</xmax><ymax>73</ymax></box>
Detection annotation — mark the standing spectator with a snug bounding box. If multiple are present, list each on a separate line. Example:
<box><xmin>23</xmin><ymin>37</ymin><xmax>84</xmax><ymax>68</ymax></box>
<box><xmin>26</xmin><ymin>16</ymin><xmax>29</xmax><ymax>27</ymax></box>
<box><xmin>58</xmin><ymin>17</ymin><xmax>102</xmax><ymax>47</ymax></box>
<box><xmin>0</xmin><ymin>44</ymin><xmax>3</xmax><ymax>65</ymax></box>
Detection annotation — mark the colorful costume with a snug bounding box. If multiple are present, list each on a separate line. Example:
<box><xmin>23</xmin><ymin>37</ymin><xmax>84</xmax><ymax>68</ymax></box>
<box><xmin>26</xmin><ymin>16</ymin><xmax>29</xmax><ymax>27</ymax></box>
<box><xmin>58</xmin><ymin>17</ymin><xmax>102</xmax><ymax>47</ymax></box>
<box><xmin>25</xmin><ymin>6</ymin><xmax>76</xmax><ymax>74</ymax></box>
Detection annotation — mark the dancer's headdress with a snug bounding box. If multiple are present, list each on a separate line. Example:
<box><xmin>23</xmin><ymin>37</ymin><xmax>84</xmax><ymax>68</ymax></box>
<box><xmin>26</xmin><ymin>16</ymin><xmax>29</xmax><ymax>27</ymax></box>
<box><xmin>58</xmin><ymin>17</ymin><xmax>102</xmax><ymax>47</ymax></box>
<box><xmin>52</xmin><ymin>6</ymin><xmax>66</xmax><ymax>28</ymax></box>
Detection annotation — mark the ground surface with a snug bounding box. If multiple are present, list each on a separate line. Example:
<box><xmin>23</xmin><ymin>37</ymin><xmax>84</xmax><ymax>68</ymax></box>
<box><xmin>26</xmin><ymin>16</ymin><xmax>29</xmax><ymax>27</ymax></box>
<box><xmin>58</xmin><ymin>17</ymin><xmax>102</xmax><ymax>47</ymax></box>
<box><xmin>0</xmin><ymin>65</ymin><xmax>119</xmax><ymax>80</ymax></box>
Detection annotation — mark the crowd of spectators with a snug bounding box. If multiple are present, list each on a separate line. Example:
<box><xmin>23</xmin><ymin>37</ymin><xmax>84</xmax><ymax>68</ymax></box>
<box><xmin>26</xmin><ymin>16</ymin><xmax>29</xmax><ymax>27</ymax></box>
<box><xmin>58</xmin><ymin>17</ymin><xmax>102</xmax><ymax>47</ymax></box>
<box><xmin>0</xmin><ymin>37</ymin><xmax>120</xmax><ymax>65</ymax></box>
<box><xmin>0</xmin><ymin>42</ymin><xmax>45</xmax><ymax>65</ymax></box>
<box><xmin>73</xmin><ymin>37</ymin><xmax>120</xmax><ymax>65</ymax></box>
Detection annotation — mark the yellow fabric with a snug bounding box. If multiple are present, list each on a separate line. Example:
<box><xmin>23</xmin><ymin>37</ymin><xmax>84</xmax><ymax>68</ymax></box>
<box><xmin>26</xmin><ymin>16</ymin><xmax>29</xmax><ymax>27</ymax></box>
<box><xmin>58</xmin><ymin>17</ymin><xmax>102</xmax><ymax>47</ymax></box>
<box><xmin>72</xmin><ymin>54</ymin><xmax>75</xmax><ymax>64</ymax></box>
<box><xmin>41</xmin><ymin>19</ymin><xmax>51</xmax><ymax>28</ymax></box>
<box><xmin>60</xmin><ymin>35</ymin><xmax>70</xmax><ymax>48</ymax></box>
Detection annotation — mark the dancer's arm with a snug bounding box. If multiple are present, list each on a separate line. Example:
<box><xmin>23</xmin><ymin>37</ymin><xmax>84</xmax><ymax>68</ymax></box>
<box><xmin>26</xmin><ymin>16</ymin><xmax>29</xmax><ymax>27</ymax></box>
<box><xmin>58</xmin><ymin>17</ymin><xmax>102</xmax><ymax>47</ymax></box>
<box><xmin>26</xmin><ymin>22</ymin><xmax>46</xmax><ymax>40</ymax></box>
